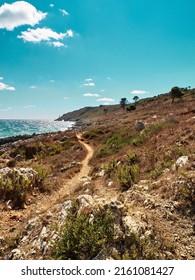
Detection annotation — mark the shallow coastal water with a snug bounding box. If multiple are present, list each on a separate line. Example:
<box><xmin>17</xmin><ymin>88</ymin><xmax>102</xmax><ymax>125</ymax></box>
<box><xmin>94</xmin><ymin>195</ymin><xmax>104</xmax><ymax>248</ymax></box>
<box><xmin>0</xmin><ymin>119</ymin><xmax>75</xmax><ymax>138</ymax></box>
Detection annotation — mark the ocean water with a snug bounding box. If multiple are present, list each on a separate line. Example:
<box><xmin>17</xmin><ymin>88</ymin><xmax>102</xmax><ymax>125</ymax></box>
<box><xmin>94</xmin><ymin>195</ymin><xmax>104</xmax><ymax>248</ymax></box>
<box><xmin>0</xmin><ymin>119</ymin><xmax>75</xmax><ymax>139</ymax></box>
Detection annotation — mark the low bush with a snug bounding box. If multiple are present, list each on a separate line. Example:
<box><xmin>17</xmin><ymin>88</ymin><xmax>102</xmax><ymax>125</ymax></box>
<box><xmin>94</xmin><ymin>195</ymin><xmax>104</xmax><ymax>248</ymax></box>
<box><xmin>122</xmin><ymin>232</ymin><xmax>158</xmax><ymax>260</ymax></box>
<box><xmin>34</xmin><ymin>165</ymin><xmax>50</xmax><ymax>192</ymax></box>
<box><xmin>83</xmin><ymin>129</ymin><xmax>104</xmax><ymax>140</ymax></box>
<box><xmin>52</xmin><ymin>205</ymin><xmax>114</xmax><ymax>260</ymax></box>
<box><xmin>117</xmin><ymin>163</ymin><xmax>139</xmax><ymax>191</ymax></box>
<box><xmin>104</xmin><ymin>152</ymin><xmax>139</xmax><ymax>191</ymax></box>
<box><xmin>126</xmin><ymin>105</ymin><xmax>136</xmax><ymax>111</ymax></box>
<box><xmin>97</xmin><ymin>132</ymin><xmax>134</xmax><ymax>157</ymax></box>
<box><xmin>0</xmin><ymin>171</ymin><xmax>30</xmax><ymax>208</ymax></box>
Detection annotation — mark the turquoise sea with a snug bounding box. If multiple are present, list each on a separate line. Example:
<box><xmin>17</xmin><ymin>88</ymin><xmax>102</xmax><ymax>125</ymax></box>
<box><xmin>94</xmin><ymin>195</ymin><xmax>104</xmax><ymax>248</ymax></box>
<box><xmin>0</xmin><ymin>119</ymin><xmax>75</xmax><ymax>138</ymax></box>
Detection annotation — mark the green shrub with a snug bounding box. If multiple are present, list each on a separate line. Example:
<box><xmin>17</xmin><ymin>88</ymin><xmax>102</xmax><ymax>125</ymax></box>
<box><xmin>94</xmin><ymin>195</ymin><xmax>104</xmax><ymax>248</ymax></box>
<box><xmin>148</xmin><ymin>160</ymin><xmax>171</xmax><ymax>180</ymax></box>
<box><xmin>0</xmin><ymin>172</ymin><xmax>30</xmax><ymax>208</ymax></box>
<box><xmin>117</xmin><ymin>163</ymin><xmax>139</xmax><ymax>191</ymax></box>
<box><xmin>104</xmin><ymin>152</ymin><xmax>140</xmax><ymax>191</ymax></box>
<box><xmin>48</xmin><ymin>143</ymin><xmax>64</xmax><ymax>156</ymax></box>
<box><xmin>126</xmin><ymin>104</ymin><xmax>136</xmax><ymax>111</ymax></box>
<box><xmin>34</xmin><ymin>165</ymin><xmax>50</xmax><ymax>191</ymax></box>
<box><xmin>97</xmin><ymin>133</ymin><xmax>128</xmax><ymax>157</ymax></box>
<box><xmin>10</xmin><ymin>142</ymin><xmax>44</xmax><ymax>160</ymax></box>
<box><xmin>122</xmin><ymin>232</ymin><xmax>158</xmax><ymax>260</ymax></box>
<box><xmin>125</xmin><ymin>152</ymin><xmax>140</xmax><ymax>165</ymax></box>
<box><xmin>130</xmin><ymin>136</ymin><xmax>143</xmax><ymax>146</ymax></box>
<box><xmin>52</xmin><ymin>206</ymin><xmax>114</xmax><ymax>260</ymax></box>
<box><xmin>83</xmin><ymin>129</ymin><xmax>104</xmax><ymax>140</ymax></box>
<box><xmin>104</xmin><ymin>159</ymin><xmax>118</xmax><ymax>177</ymax></box>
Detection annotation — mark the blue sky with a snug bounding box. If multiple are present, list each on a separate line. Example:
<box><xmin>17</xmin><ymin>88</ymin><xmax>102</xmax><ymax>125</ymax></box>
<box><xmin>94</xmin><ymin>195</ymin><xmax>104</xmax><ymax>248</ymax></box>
<box><xmin>0</xmin><ymin>0</ymin><xmax>194</xmax><ymax>119</ymax></box>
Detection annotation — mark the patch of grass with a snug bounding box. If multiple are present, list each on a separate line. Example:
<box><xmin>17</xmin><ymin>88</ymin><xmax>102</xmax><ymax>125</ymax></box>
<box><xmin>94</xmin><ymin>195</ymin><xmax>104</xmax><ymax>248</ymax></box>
<box><xmin>130</xmin><ymin>136</ymin><xmax>143</xmax><ymax>147</ymax></box>
<box><xmin>52</xmin><ymin>204</ymin><xmax>114</xmax><ymax>260</ymax></box>
<box><xmin>97</xmin><ymin>131</ymin><xmax>135</xmax><ymax>157</ymax></box>
<box><xmin>173</xmin><ymin>146</ymin><xmax>188</xmax><ymax>158</ymax></box>
<box><xmin>142</xmin><ymin>121</ymin><xmax>173</xmax><ymax>141</ymax></box>
<box><xmin>148</xmin><ymin>160</ymin><xmax>172</xmax><ymax>180</ymax></box>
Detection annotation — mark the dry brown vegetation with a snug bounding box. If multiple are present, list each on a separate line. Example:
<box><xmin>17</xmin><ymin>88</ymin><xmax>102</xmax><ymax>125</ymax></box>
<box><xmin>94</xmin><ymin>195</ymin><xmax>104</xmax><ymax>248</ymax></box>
<box><xmin>0</xmin><ymin>90</ymin><xmax>194</xmax><ymax>259</ymax></box>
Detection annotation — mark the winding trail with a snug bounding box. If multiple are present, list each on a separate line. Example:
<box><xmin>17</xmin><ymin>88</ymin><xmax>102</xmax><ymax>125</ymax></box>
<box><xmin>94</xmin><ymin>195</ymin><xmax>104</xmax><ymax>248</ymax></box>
<box><xmin>0</xmin><ymin>133</ymin><xmax>94</xmax><ymax>239</ymax></box>
<box><xmin>34</xmin><ymin>133</ymin><xmax>94</xmax><ymax>213</ymax></box>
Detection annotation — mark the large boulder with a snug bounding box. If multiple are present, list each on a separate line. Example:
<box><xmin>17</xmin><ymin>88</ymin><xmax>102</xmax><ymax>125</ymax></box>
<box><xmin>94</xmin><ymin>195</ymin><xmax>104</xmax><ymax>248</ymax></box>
<box><xmin>135</xmin><ymin>121</ymin><xmax>145</xmax><ymax>131</ymax></box>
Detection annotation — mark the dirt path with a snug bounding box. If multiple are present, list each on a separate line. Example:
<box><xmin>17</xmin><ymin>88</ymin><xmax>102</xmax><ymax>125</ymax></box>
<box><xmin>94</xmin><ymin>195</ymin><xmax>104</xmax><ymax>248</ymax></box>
<box><xmin>33</xmin><ymin>133</ymin><xmax>94</xmax><ymax>213</ymax></box>
<box><xmin>0</xmin><ymin>133</ymin><xmax>94</xmax><ymax>239</ymax></box>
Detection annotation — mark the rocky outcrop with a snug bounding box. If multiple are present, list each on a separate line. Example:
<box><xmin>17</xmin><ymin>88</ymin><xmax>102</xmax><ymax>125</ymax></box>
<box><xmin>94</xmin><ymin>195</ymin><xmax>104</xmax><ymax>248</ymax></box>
<box><xmin>2</xmin><ymin>156</ymin><xmax>195</xmax><ymax>260</ymax></box>
<box><xmin>0</xmin><ymin>167</ymin><xmax>38</xmax><ymax>188</ymax></box>
<box><xmin>0</xmin><ymin>167</ymin><xmax>38</xmax><ymax>208</ymax></box>
<box><xmin>5</xmin><ymin>194</ymin><xmax>159</xmax><ymax>260</ymax></box>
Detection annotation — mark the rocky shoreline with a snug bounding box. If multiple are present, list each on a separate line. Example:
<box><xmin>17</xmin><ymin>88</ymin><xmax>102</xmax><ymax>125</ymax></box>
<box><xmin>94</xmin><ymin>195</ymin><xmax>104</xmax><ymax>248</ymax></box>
<box><xmin>0</xmin><ymin>119</ymin><xmax>92</xmax><ymax>147</ymax></box>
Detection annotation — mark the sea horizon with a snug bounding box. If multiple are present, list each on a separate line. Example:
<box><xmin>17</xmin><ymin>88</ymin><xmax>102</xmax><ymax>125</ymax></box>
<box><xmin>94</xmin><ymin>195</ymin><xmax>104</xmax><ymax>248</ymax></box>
<box><xmin>0</xmin><ymin>119</ymin><xmax>75</xmax><ymax>139</ymax></box>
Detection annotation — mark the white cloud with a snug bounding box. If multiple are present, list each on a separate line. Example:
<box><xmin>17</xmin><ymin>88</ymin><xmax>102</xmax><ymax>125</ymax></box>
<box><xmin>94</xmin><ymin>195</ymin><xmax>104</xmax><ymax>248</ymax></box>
<box><xmin>81</xmin><ymin>78</ymin><xmax>95</xmax><ymax>87</ymax></box>
<box><xmin>0</xmin><ymin>82</ymin><xmax>15</xmax><ymax>91</ymax></box>
<box><xmin>131</xmin><ymin>90</ymin><xmax>148</xmax><ymax>95</ymax></box>
<box><xmin>64</xmin><ymin>97</ymin><xmax>70</xmax><ymax>100</ymax></box>
<box><xmin>30</xmin><ymin>85</ymin><xmax>37</xmax><ymax>89</ymax></box>
<box><xmin>0</xmin><ymin>106</ymin><xmax>12</xmax><ymax>112</ymax></box>
<box><xmin>107</xmin><ymin>77</ymin><xmax>111</xmax><ymax>80</ymax></box>
<box><xmin>49</xmin><ymin>80</ymin><xmax>55</xmax><ymax>83</ymax></box>
<box><xmin>83</xmin><ymin>93</ymin><xmax>100</xmax><ymax>97</ymax></box>
<box><xmin>59</xmin><ymin>9</ymin><xmax>69</xmax><ymax>16</ymax></box>
<box><xmin>51</xmin><ymin>41</ymin><xmax>66</xmax><ymax>48</ymax></box>
<box><xmin>66</xmin><ymin>29</ymin><xmax>73</xmax><ymax>37</ymax></box>
<box><xmin>24</xmin><ymin>105</ymin><xmax>36</xmax><ymax>109</ymax></box>
<box><xmin>97</xmin><ymin>97</ymin><xmax>114</xmax><ymax>103</ymax></box>
<box><xmin>0</xmin><ymin>77</ymin><xmax>4</xmax><ymax>80</ymax></box>
<box><xmin>18</xmin><ymin>27</ymin><xmax>69</xmax><ymax>43</ymax></box>
<box><xmin>100</xmin><ymin>89</ymin><xmax>105</xmax><ymax>92</ymax></box>
<box><xmin>0</xmin><ymin>1</ymin><xmax>47</xmax><ymax>31</ymax></box>
<box><xmin>83</xmin><ymin>82</ymin><xmax>95</xmax><ymax>87</ymax></box>
<box><xmin>49</xmin><ymin>4</ymin><xmax>54</xmax><ymax>8</ymax></box>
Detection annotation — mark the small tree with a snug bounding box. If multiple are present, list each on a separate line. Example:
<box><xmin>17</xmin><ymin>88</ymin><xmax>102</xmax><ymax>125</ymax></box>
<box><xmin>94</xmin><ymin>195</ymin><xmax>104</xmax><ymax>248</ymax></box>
<box><xmin>133</xmin><ymin>96</ymin><xmax>139</xmax><ymax>103</ymax></box>
<box><xmin>120</xmin><ymin>98</ymin><xmax>128</xmax><ymax>110</ymax></box>
<box><xmin>103</xmin><ymin>107</ymin><xmax>108</xmax><ymax>115</ymax></box>
<box><xmin>170</xmin><ymin>86</ymin><xmax>183</xmax><ymax>103</ymax></box>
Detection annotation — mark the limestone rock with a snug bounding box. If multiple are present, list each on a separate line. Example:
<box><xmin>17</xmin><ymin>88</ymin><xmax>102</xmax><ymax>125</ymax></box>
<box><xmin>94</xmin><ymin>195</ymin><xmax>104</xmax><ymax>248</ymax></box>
<box><xmin>122</xmin><ymin>215</ymin><xmax>146</xmax><ymax>237</ymax></box>
<box><xmin>175</xmin><ymin>156</ymin><xmax>189</xmax><ymax>168</ymax></box>
<box><xmin>76</xmin><ymin>194</ymin><xmax>94</xmax><ymax>209</ymax></box>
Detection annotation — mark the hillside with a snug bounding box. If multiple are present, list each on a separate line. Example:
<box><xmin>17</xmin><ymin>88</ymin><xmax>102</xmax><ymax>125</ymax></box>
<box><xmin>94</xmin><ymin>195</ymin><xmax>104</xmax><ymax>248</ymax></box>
<box><xmin>56</xmin><ymin>105</ymin><xmax>120</xmax><ymax>121</ymax></box>
<box><xmin>56</xmin><ymin>90</ymin><xmax>194</xmax><ymax>122</ymax></box>
<box><xmin>0</xmin><ymin>90</ymin><xmax>195</xmax><ymax>260</ymax></box>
